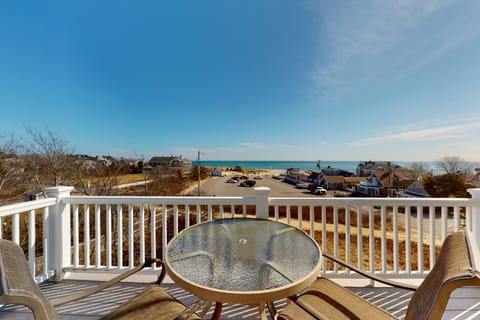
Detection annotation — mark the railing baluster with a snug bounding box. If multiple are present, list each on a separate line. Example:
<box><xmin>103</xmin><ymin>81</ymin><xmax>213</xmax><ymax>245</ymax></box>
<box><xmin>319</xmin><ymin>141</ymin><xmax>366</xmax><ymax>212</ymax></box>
<box><xmin>128</xmin><ymin>205</ymin><xmax>134</xmax><ymax>267</ymax></box>
<box><xmin>405</xmin><ymin>206</ymin><xmax>411</xmax><ymax>273</ymax></box>
<box><xmin>84</xmin><ymin>205</ymin><xmax>90</xmax><ymax>267</ymax></box>
<box><xmin>466</xmin><ymin>206</ymin><xmax>471</xmax><ymax>232</ymax></box>
<box><xmin>150</xmin><ymin>205</ymin><xmax>156</xmax><ymax>261</ymax></box>
<box><xmin>429</xmin><ymin>206</ymin><xmax>435</xmax><ymax>269</ymax></box>
<box><xmin>309</xmin><ymin>206</ymin><xmax>314</xmax><ymax>238</ymax></box>
<box><xmin>106</xmin><ymin>204</ymin><xmax>112</xmax><ymax>268</ymax></box>
<box><xmin>12</xmin><ymin>213</ymin><xmax>20</xmax><ymax>244</ymax></box>
<box><xmin>117</xmin><ymin>205</ymin><xmax>123</xmax><ymax>268</ymax></box>
<box><xmin>95</xmin><ymin>204</ymin><xmax>101</xmax><ymax>267</ymax></box>
<box><xmin>393</xmin><ymin>206</ymin><xmax>399</xmax><ymax>274</ymax></box>
<box><xmin>356</xmin><ymin>206</ymin><xmax>362</xmax><ymax>270</ymax></box>
<box><xmin>417</xmin><ymin>206</ymin><xmax>423</xmax><ymax>274</ymax></box>
<box><xmin>185</xmin><ymin>205</ymin><xmax>190</xmax><ymax>228</ymax></box>
<box><xmin>369</xmin><ymin>207</ymin><xmax>374</xmax><ymax>273</ymax></box>
<box><xmin>381</xmin><ymin>206</ymin><xmax>386</xmax><ymax>273</ymax></box>
<box><xmin>333</xmin><ymin>206</ymin><xmax>339</xmax><ymax>273</ymax></box>
<box><xmin>73</xmin><ymin>205</ymin><xmax>79</xmax><ymax>267</ymax></box>
<box><xmin>441</xmin><ymin>206</ymin><xmax>447</xmax><ymax>241</ymax></box>
<box><xmin>43</xmin><ymin>207</ymin><xmax>49</xmax><ymax>277</ymax></box>
<box><xmin>28</xmin><ymin>209</ymin><xmax>36</xmax><ymax>276</ymax></box>
<box><xmin>321</xmin><ymin>205</ymin><xmax>326</xmax><ymax>272</ymax></box>
<box><xmin>286</xmin><ymin>206</ymin><xmax>291</xmax><ymax>225</ymax></box>
<box><xmin>298</xmin><ymin>205</ymin><xmax>302</xmax><ymax>229</ymax></box>
<box><xmin>454</xmin><ymin>207</ymin><xmax>460</xmax><ymax>232</ymax></box>
<box><xmin>345</xmin><ymin>206</ymin><xmax>351</xmax><ymax>270</ymax></box>
<box><xmin>162</xmin><ymin>204</ymin><xmax>168</xmax><ymax>261</ymax></box>
<box><xmin>139</xmin><ymin>204</ymin><xmax>145</xmax><ymax>264</ymax></box>
<box><xmin>197</xmin><ymin>205</ymin><xmax>201</xmax><ymax>224</ymax></box>
<box><xmin>174</xmin><ymin>204</ymin><xmax>179</xmax><ymax>235</ymax></box>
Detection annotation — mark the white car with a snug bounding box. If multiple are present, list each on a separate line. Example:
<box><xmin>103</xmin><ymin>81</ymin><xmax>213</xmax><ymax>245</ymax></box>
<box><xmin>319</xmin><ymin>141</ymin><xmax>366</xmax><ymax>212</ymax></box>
<box><xmin>312</xmin><ymin>187</ymin><xmax>327</xmax><ymax>195</ymax></box>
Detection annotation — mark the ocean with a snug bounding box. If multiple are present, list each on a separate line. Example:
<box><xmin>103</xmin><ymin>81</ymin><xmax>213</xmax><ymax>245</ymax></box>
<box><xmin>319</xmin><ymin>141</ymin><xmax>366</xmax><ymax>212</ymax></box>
<box><xmin>194</xmin><ymin>160</ymin><xmax>427</xmax><ymax>173</ymax></box>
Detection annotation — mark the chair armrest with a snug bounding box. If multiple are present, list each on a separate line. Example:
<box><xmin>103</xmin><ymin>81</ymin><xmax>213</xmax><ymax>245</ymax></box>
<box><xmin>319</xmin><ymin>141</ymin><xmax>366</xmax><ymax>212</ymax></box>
<box><xmin>322</xmin><ymin>253</ymin><xmax>417</xmax><ymax>291</ymax></box>
<box><xmin>51</xmin><ymin>258</ymin><xmax>163</xmax><ymax>306</ymax></box>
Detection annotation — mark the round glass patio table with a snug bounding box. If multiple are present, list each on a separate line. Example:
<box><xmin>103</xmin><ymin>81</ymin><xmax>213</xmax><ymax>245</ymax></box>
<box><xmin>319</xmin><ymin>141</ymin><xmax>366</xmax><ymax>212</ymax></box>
<box><xmin>165</xmin><ymin>218</ymin><xmax>322</xmax><ymax>318</ymax></box>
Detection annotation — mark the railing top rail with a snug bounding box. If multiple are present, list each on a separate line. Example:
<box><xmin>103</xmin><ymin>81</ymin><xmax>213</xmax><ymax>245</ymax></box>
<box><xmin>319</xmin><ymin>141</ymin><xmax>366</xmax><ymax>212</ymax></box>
<box><xmin>63</xmin><ymin>195</ymin><xmax>255</xmax><ymax>206</ymax></box>
<box><xmin>0</xmin><ymin>198</ymin><xmax>57</xmax><ymax>217</ymax></box>
<box><xmin>269</xmin><ymin>196</ymin><xmax>479</xmax><ymax>207</ymax></box>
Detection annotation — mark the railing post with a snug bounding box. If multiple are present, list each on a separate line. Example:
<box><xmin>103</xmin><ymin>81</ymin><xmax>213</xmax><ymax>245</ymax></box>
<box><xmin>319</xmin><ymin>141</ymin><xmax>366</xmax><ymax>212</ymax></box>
<box><xmin>46</xmin><ymin>186</ymin><xmax>74</xmax><ymax>281</ymax></box>
<box><xmin>468</xmin><ymin>188</ymin><xmax>480</xmax><ymax>248</ymax></box>
<box><xmin>254</xmin><ymin>187</ymin><xmax>270</xmax><ymax>219</ymax></box>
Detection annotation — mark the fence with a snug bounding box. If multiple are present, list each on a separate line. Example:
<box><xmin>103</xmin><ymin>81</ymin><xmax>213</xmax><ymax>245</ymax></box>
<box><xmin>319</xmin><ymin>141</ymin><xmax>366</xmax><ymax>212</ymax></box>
<box><xmin>1</xmin><ymin>186</ymin><xmax>480</xmax><ymax>282</ymax></box>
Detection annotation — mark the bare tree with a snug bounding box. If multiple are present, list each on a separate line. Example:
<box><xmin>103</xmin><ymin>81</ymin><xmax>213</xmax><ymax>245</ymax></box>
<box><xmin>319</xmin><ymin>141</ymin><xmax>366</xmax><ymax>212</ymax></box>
<box><xmin>408</xmin><ymin>162</ymin><xmax>430</xmax><ymax>180</ymax></box>
<box><xmin>0</xmin><ymin>133</ymin><xmax>23</xmax><ymax>194</ymax></box>
<box><xmin>71</xmin><ymin>161</ymin><xmax>121</xmax><ymax>196</ymax></box>
<box><xmin>435</xmin><ymin>156</ymin><xmax>474</xmax><ymax>175</ymax></box>
<box><xmin>23</xmin><ymin>127</ymin><xmax>74</xmax><ymax>193</ymax></box>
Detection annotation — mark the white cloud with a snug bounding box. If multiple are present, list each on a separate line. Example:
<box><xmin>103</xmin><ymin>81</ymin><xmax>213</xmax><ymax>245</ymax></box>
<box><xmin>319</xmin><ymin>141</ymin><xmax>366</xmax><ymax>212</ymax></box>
<box><xmin>349</xmin><ymin>120</ymin><xmax>480</xmax><ymax>146</ymax></box>
<box><xmin>240</xmin><ymin>142</ymin><xmax>265</xmax><ymax>150</ymax></box>
<box><xmin>312</xmin><ymin>0</ymin><xmax>480</xmax><ymax>89</ymax></box>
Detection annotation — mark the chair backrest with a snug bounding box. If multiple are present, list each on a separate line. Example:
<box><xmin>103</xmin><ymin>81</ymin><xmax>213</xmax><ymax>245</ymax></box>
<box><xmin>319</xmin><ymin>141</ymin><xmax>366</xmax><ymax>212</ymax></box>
<box><xmin>405</xmin><ymin>231</ymin><xmax>480</xmax><ymax>320</ymax></box>
<box><xmin>0</xmin><ymin>239</ymin><xmax>59</xmax><ymax>320</ymax></box>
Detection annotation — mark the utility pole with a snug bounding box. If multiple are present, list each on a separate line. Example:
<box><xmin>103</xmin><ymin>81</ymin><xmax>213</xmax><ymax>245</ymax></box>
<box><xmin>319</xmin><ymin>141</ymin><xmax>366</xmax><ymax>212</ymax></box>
<box><xmin>316</xmin><ymin>160</ymin><xmax>321</xmax><ymax>185</ymax></box>
<box><xmin>197</xmin><ymin>151</ymin><xmax>206</xmax><ymax>196</ymax></box>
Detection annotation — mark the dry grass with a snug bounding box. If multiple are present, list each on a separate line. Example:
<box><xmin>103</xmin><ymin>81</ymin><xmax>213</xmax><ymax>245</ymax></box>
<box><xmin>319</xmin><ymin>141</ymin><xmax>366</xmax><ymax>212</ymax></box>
<box><xmin>116</xmin><ymin>173</ymin><xmax>149</xmax><ymax>184</ymax></box>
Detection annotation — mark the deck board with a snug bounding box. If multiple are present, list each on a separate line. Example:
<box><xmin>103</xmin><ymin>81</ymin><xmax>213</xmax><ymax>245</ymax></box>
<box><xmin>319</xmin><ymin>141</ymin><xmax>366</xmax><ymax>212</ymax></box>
<box><xmin>1</xmin><ymin>280</ymin><xmax>479</xmax><ymax>319</ymax></box>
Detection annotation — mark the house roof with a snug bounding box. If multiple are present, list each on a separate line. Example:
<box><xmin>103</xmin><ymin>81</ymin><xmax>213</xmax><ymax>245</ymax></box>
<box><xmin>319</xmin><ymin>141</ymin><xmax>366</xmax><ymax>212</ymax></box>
<box><xmin>150</xmin><ymin>156</ymin><xmax>176</xmax><ymax>163</ymax></box>
<box><xmin>322</xmin><ymin>176</ymin><xmax>345</xmax><ymax>183</ymax></box>
<box><xmin>344</xmin><ymin>177</ymin><xmax>367</xmax><ymax>183</ymax></box>
<box><xmin>404</xmin><ymin>181</ymin><xmax>430</xmax><ymax>197</ymax></box>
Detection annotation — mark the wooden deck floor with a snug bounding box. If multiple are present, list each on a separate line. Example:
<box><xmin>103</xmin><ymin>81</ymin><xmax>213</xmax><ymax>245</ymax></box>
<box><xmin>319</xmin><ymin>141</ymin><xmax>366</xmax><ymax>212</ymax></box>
<box><xmin>1</xmin><ymin>279</ymin><xmax>480</xmax><ymax>319</ymax></box>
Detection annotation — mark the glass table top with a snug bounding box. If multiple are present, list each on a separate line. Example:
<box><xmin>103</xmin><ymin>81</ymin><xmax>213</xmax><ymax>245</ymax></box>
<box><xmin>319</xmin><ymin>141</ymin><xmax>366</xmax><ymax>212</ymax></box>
<box><xmin>166</xmin><ymin>218</ymin><xmax>321</xmax><ymax>295</ymax></box>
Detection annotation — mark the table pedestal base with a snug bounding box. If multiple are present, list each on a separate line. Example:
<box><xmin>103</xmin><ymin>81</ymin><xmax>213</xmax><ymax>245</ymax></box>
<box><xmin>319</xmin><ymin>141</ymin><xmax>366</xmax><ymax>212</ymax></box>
<box><xmin>210</xmin><ymin>302</ymin><xmax>223</xmax><ymax>320</ymax></box>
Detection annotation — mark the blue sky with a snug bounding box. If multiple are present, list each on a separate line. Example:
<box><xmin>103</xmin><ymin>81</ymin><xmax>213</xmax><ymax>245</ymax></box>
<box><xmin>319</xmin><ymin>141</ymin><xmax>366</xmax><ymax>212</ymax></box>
<box><xmin>1</xmin><ymin>0</ymin><xmax>480</xmax><ymax>162</ymax></box>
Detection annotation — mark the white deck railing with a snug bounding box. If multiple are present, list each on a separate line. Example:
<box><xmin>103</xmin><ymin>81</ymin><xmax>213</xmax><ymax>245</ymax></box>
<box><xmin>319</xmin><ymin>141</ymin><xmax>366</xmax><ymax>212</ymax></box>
<box><xmin>1</xmin><ymin>186</ymin><xmax>480</xmax><ymax>283</ymax></box>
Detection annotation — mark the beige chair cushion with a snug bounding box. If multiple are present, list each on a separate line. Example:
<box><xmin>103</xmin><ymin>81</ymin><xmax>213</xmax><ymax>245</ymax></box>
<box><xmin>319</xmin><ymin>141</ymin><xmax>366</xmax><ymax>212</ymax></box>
<box><xmin>276</xmin><ymin>300</ymin><xmax>318</xmax><ymax>320</ymax></box>
<box><xmin>100</xmin><ymin>286</ymin><xmax>201</xmax><ymax>320</ymax></box>
<box><xmin>278</xmin><ymin>278</ymin><xmax>396</xmax><ymax>320</ymax></box>
<box><xmin>405</xmin><ymin>231</ymin><xmax>480</xmax><ymax>320</ymax></box>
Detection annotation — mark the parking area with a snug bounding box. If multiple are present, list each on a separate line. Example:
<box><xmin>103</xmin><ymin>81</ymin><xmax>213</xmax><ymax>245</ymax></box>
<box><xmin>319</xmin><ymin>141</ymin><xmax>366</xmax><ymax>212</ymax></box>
<box><xmin>194</xmin><ymin>175</ymin><xmax>329</xmax><ymax>197</ymax></box>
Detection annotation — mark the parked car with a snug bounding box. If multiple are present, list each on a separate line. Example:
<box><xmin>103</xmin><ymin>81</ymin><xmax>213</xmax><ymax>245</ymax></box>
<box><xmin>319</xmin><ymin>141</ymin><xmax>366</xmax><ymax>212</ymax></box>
<box><xmin>312</xmin><ymin>187</ymin><xmax>327</xmax><ymax>195</ymax></box>
<box><xmin>240</xmin><ymin>180</ymin><xmax>256</xmax><ymax>187</ymax></box>
<box><xmin>296</xmin><ymin>182</ymin><xmax>310</xmax><ymax>189</ymax></box>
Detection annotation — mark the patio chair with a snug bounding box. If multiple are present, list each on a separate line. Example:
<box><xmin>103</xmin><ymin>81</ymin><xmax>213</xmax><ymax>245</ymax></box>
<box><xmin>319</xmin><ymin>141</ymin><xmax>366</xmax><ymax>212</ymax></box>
<box><xmin>0</xmin><ymin>239</ymin><xmax>202</xmax><ymax>320</ymax></box>
<box><xmin>277</xmin><ymin>230</ymin><xmax>480</xmax><ymax>320</ymax></box>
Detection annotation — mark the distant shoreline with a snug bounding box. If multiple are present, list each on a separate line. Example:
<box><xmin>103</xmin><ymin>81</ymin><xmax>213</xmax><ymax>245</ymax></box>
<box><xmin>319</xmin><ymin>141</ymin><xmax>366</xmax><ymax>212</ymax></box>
<box><xmin>195</xmin><ymin>160</ymin><xmax>432</xmax><ymax>173</ymax></box>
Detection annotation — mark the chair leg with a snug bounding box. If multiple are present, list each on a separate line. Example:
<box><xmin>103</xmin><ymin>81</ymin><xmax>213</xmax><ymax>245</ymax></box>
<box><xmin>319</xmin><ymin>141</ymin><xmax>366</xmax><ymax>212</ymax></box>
<box><xmin>198</xmin><ymin>301</ymin><xmax>212</xmax><ymax>318</ymax></box>
<box><xmin>267</xmin><ymin>301</ymin><xmax>277</xmax><ymax>318</ymax></box>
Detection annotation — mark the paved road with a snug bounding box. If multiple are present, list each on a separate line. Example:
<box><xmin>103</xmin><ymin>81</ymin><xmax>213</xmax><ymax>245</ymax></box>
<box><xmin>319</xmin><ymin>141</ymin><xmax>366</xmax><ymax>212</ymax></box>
<box><xmin>191</xmin><ymin>175</ymin><xmax>324</xmax><ymax>197</ymax></box>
